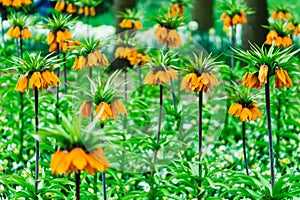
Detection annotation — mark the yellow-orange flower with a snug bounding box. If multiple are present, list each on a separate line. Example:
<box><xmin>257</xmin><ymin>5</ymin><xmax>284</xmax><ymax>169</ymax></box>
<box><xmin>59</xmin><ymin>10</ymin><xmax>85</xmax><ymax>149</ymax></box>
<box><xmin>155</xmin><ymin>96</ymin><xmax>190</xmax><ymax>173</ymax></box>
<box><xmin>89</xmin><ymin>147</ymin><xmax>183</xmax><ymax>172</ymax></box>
<box><xmin>170</xmin><ymin>2</ymin><xmax>185</xmax><ymax>17</ymax></box>
<box><xmin>15</xmin><ymin>75</ymin><xmax>28</xmax><ymax>92</ymax></box>
<box><xmin>41</xmin><ymin>70</ymin><xmax>60</xmax><ymax>87</ymax></box>
<box><xmin>50</xmin><ymin>148</ymin><xmax>110</xmax><ymax>175</ymax></box>
<box><xmin>46</xmin><ymin>30</ymin><xmax>72</xmax><ymax>52</ymax></box>
<box><xmin>73</xmin><ymin>51</ymin><xmax>109</xmax><ymax>71</ymax></box>
<box><xmin>265</xmin><ymin>30</ymin><xmax>292</xmax><ymax>47</ymax></box>
<box><xmin>154</xmin><ymin>26</ymin><xmax>182</xmax><ymax>48</ymax></box>
<box><xmin>110</xmin><ymin>100</ymin><xmax>127</xmax><ymax>119</ymax></box>
<box><xmin>3</xmin><ymin>0</ymin><xmax>32</xmax><ymax>7</ymax></box>
<box><xmin>144</xmin><ymin>67</ymin><xmax>178</xmax><ymax>85</ymax></box>
<box><xmin>228</xmin><ymin>102</ymin><xmax>262</xmax><ymax>122</ymax></box>
<box><xmin>66</xmin><ymin>2</ymin><xmax>76</xmax><ymax>14</ymax></box>
<box><xmin>275</xmin><ymin>67</ymin><xmax>292</xmax><ymax>89</ymax></box>
<box><xmin>168</xmin><ymin>29</ymin><xmax>182</xmax><ymax>48</ymax></box>
<box><xmin>220</xmin><ymin>10</ymin><xmax>247</xmax><ymax>27</ymax></box>
<box><xmin>55</xmin><ymin>0</ymin><xmax>65</xmax><ymax>12</ymax></box>
<box><xmin>90</xmin><ymin>7</ymin><xmax>96</xmax><ymax>16</ymax></box>
<box><xmin>181</xmin><ymin>72</ymin><xmax>218</xmax><ymax>93</ymax></box>
<box><xmin>29</xmin><ymin>71</ymin><xmax>60</xmax><ymax>90</ymax></box>
<box><xmin>271</xmin><ymin>11</ymin><xmax>291</xmax><ymax>20</ymax></box>
<box><xmin>154</xmin><ymin>26</ymin><xmax>168</xmax><ymax>45</ymax></box>
<box><xmin>21</xmin><ymin>28</ymin><xmax>32</xmax><ymax>39</ymax></box>
<box><xmin>29</xmin><ymin>72</ymin><xmax>43</xmax><ymax>90</ymax></box>
<box><xmin>79</xmin><ymin>101</ymin><xmax>94</xmax><ymax>118</ymax></box>
<box><xmin>119</xmin><ymin>19</ymin><xmax>142</xmax><ymax>29</ymax></box>
<box><xmin>242</xmin><ymin>72</ymin><xmax>262</xmax><ymax>88</ymax></box>
<box><xmin>258</xmin><ymin>65</ymin><xmax>268</xmax><ymax>84</ymax></box>
<box><xmin>95</xmin><ymin>102</ymin><xmax>113</xmax><ymax>121</ymax></box>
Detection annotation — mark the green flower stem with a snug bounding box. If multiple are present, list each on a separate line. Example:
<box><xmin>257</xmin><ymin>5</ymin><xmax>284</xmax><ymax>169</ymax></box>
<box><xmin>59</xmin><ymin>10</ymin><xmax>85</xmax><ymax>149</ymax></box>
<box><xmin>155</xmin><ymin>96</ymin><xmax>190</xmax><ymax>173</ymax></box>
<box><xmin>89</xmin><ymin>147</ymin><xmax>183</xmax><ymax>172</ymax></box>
<box><xmin>56</xmin><ymin>44</ymin><xmax>60</xmax><ymax>124</ymax></box>
<box><xmin>34</xmin><ymin>87</ymin><xmax>39</xmax><ymax>194</ymax></box>
<box><xmin>198</xmin><ymin>90</ymin><xmax>203</xmax><ymax>200</ymax></box>
<box><xmin>276</xmin><ymin>96</ymin><xmax>281</xmax><ymax>165</ymax></box>
<box><xmin>19</xmin><ymin>36</ymin><xmax>24</xmax><ymax>161</ymax></box>
<box><xmin>76</xmin><ymin>170</ymin><xmax>80</xmax><ymax>200</ymax></box>
<box><xmin>153</xmin><ymin>84</ymin><xmax>163</xmax><ymax>165</ymax></box>
<box><xmin>138</xmin><ymin>67</ymin><xmax>143</xmax><ymax>95</ymax></box>
<box><xmin>63</xmin><ymin>52</ymin><xmax>67</xmax><ymax>94</ymax></box>
<box><xmin>170</xmin><ymin>79</ymin><xmax>177</xmax><ymax>109</ymax></box>
<box><xmin>242</xmin><ymin>121</ymin><xmax>249</xmax><ymax>175</ymax></box>
<box><xmin>231</xmin><ymin>25</ymin><xmax>236</xmax><ymax>69</ymax></box>
<box><xmin>266</xmin><ymin>76</ymin><xmax>275</xmax><ymax>188</ymax></box>
<box><xmin>102</xmin><ymin>171</ymin><xmax>107</xmax><ymax>200</ymax></box>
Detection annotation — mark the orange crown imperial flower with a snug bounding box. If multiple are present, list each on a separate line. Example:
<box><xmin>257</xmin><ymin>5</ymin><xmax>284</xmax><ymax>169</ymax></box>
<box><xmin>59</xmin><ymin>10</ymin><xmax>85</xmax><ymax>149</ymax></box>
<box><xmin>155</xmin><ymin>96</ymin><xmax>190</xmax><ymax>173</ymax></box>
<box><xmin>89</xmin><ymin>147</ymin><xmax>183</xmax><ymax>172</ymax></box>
<box><xmin>3</xmin><ymin>0</ymin><xmax>32</xmax><ymax>7</ymax></box>
<box><xmin>15</xmin><ymin>75</ymin><xmax>29</xmax><ymax>93</ymax></box>
<box><xmin>220</xmin><ymin>10</ymin><xmax>247</xmax><ymax>27</ymax></box>
<box><xmin>119</xmin><ymin>19</ymin><xmax>143</xmax><ymax>29</ymax></box>
<box><xmin>72</xmin><ymin>50</ymin><xmax>109</xmax><ymax>71</ymax></box>
<box><xmin>7</xmin><ymin>26</ymin><xmax>31</xmax><ymax>39</ymax></box>
<box><xmin>242</xmin><ymin>72</ymin><xmax>262</xmax><ymax>88</ymax></box>
<box><xmin>228</xmin><ymin>102</ymin><xmax>262</xmax><ymax>122</ymax></box>
<box><xmin>29</xmin><ymin>71</ymin><xmax>60</xmax><ymax>91</ymax></box>
<box><xmin>54</xmin><ymin>0</ymin><xmax>65</xmax><ymax>12</ymax></box>
<box><xmin>154</xmin><ymin>26</ymin><xmax>182</xmax><ymax>48</ymax></box>
<box><xmin>275</xmin><ymin>67</ymin><xmax>292</xmax><ymax>89</ymax></box>
<box><xmin>271</xmin><ymin>11</ymin><xmax>291</xmax><ymax>20</ymax></box>
<box><xmin>144</xmin><ymin>67</ymin><xmax>178</xmax><ymax>86</ymax></box>
<box><xmin>265</xmin><ymin>30</ymin><xmax>292</xmax><ymax>47</ymax></box>
<box><xmin>170</xmin><ymin>2</ymin><xmax>185</xmax><ymax>17</ymax></box>
<box><xmin>94</xmin><ymin>100</ymin><xmax>127</xmax><ymax>121</ymax></box>
<box><xmin>50</xmin><ymin>147</ymin><xmax>110</xmax><ymax>175</ymax></box>
<box><xmin>181</xmin><ymin>72</ymin><xmax>219</xmax><ymax>93</ymax></box>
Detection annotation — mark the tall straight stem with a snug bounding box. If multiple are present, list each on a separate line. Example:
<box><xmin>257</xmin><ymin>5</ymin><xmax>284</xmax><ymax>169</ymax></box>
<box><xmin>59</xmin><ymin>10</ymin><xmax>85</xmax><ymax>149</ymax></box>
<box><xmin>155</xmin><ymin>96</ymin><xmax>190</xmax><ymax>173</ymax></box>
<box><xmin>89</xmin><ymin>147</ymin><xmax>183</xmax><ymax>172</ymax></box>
<box><xmin>265</xmin><ymin>76</ymin><xmax>275</xmax><ymax>188</ymax></box>
<box><xmin>34</xmin><ymin>88</ymin><xmax>39</xmax><ymax>194</ymax></box>
<box><xmin>153</xmin><ymin>85</ymin><xmax>163</xmax><ymax>165</ymax></box>
<box><xmin>242</xmin><ymin>121</ymin><xmax>249</xmax><ymax>175</ymax></box>
<box><xmin>102</xmin><ymin>171</ymin><xmax>107</xmax><ymax>200</ymax></box>
<box><xmin>76</xmin><ymin>171</ymin><xmax>80</xmax><ymax>200</ymax></box>
<box><xmin>19</xmin><ymin>36</ymin><xmax>24</xmax><ymax>160</ymax></box>
<box><xmin>197</xmin><ymin>91</ymin><xmax>203</xmax><ymax>200</ymax></box>
<box><xmin>56</xmin><ymin>46</ymin><xmax>60</xmax><ymax>124</ymax></box>
<box><xmin>231</xmin><ymin>25</ymin><xmax>236</xmax><ymax>69</ymax></box>
<box><xmin>63</xmin><ymin>52</ymin><xmax>67</xmax><ymax>94</ymax></box>
<box><xmin>170</xmin><ymin>79</ymin><xmax>177</xmax><ymax>109</ymax></box>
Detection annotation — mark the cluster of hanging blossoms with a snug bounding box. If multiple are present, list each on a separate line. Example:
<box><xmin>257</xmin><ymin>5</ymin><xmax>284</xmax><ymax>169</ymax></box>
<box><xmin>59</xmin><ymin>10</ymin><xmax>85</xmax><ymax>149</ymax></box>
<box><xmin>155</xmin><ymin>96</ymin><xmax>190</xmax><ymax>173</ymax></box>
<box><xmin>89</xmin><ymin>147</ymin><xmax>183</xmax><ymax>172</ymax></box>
<box><xmin>181</xmin><ymin>52</ymin><xmax>220</xmax><ymax>93</ymax></box>
<box><xmin>1</xmin><ymin>0</ymin><xmax>31</xmax><ymax>7</ymax></box>
<box><xmin>7</xmin><ymin>13</ymin><xmax>32</xmax><ymax>39</ymax></box>
<box><xmin>233</xmin><ymin>43</ymin><xmax>299</xmax><ymax>90</ymax></box>
<box><xmin>72</xmin><ymin>38</ymin><xmax>109</xmax><ymax>71</ymax></box>
<box><xmin>144</xmin><ymin>51</ymin><xmax>178</xmax><ymax>86</ymax></box>
<box><xmin>115</xmin><ymin>47</ymin><xmax>150</xmax><ymax>66</ymax></box>
<box><xmin>79</xmin><ymin>70</ymin><xmax>127</xmax><ymax>121</ymax></box>
<box><xmin>13</xmin><ymin>53</ymin><xmax>61</xmax><ymax>92</ymax></box>
<box><xmin>44</xmin><ymin>13</ymin><xmax>75</xmax><ymax>52</ymax></box>
<box><xmin>118</xmin><ymin>8</ymin><xmax>143</xmax><ymax>29</ymax></box>
<box><xmin>153</xmin><ymin>9</ymin><xmax>184</xmax><ymax>48</ymax></box>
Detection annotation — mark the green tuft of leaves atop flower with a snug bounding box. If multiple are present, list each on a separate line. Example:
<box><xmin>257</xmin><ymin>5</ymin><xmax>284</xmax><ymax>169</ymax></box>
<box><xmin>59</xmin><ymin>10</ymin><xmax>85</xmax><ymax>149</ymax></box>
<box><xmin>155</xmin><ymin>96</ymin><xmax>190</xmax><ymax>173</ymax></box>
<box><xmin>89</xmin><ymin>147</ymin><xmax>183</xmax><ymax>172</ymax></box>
<box><xmin>183</xmin><ymin>51</ymin><xmax>224</xmax><ymax>75</ymax></box>
<box><xmin>226</xmin><ymin>82</ymin><xmax>260</xmax><ymax>107</ymax></box>
<box><xmin>75</xmin><ymin>0</ymin><xmax>103</xmax><ymax>7</ymax></box>
<box><xmin>263</xmin><ymin>21</ymin><xmax>294</xmax><ymax>36</ymax></box>
<box><xmin>72</xmin><ymin>37</ymin><xmax>106</xmax><ymax>57</ymax></box>
<box><xmin>76</xmin><ymin>70</ymin><xmax>124</xmax><ymax>105</ymax></box>
<box><xmin>170</xmin><ymin>0</ymin><xmax>192</xmax><ymax>6</ymax></box>
<box><xmin>232</xmin><ymin>43</ymin><xmax>300</xmax><ymax>76</ymax></box>
<box><xmin>9</xmin><ymin>52</ymin><xmax>61</xmax><ymax>76</ymax></box>
<box><xmin>118</xmin><ymin>8</ymin><xmax>142</xmax><ymax>21</ymax></box>
<box><xmin>152</xmin><ymin>8</ymin><xmax>185</xmax><ymax>29</ymax></box>
<box><xmin>43</xmin><ymin>13</ymin><xmax>77</xmax><ymax>32</ymax></box>
<box><xmin>219</xmin><ymin>0</ymin><xmax>253</xmax><ymax>17</ymax></box>
<box><xmin>34</xmin><ymin>112</ymin><xmax>110</xmax><ymax>151</ymax></box>
<box><xmin>146</xmin><ymin>50</ymin><xmax>179</xmax><ymax>71</ymax></box>
<box><xmin>8</xmin><ymin>12</ymin><xmax>31</xmax><ymax>28</ymax></box>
